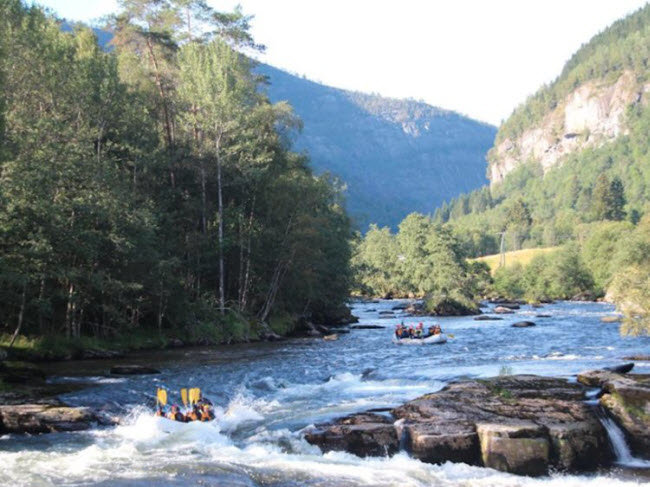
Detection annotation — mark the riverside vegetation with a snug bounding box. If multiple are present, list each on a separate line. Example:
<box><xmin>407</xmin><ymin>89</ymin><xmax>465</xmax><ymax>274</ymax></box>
<box><xmin>354</xmin><ymin>4</ymin><xmax>650</xmax><ymax>334</ymax></box>
<box><xmin>0</xmin><ymin>0</ymin><xmax>353</xmax><ymax>359</ymax></box>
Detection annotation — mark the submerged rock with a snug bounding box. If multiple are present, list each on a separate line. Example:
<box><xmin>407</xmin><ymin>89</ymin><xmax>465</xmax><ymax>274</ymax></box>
<box><xmin>600</xmin><ymin>316</ymin><xmax>622</xmax><ymax>323</ymax></box>
<box><xmin>474</xmin><ymin>316</ymin><xmax>503</xmax><ymax>321</ymax></box>
<box><xmin>109</xmin><ymin>365</ymin><xmax>161</xmax><ymax>375</ymax></box>
<box><xmin>305</xmin><ymin>375</ymin><xmax>611</xmax><ymax>476</ymax></box>
<box><xmin>622</xmin><ymin>355</ymin><xmax>650</xmax><ymax>361</ymax></box>
<box><xmin>512</xmin><ymin>321</ymin><xmax>536</xmax><ymax>328</ymax></box>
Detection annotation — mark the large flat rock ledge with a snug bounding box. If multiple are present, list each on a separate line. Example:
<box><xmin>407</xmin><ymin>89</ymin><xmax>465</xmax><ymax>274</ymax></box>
<box><xmin>304</xmin><ymin>375</ymin><xmax>614</xmax><ymax>477</ymax></box>
<box><xmin>0</xmin><ymin>404</ymin><xmax>102</xmax><ymax>434</ymax></box>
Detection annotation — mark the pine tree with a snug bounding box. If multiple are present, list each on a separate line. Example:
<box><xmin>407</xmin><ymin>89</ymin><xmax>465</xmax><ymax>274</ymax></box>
<box><xmin>591</xmin><ymin>174</ymin><xmax>612</xmax><ymax>220</ymax></box>
<box><xmin>609</xmin><ymin>177</ymin><xmax>626</xmax><ymax>221</ymax></box>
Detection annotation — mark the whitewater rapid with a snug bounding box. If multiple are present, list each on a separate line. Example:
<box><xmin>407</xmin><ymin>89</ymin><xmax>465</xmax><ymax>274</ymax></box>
<box><xmin>1</xmin><ymin>300</ymin><xmax>649</xmax><ymax>486</ymax></box>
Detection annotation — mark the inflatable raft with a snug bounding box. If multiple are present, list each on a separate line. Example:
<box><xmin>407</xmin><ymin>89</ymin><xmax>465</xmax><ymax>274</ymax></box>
<box><xmin>392</xmin><ymin>333</ymin><xmax>447</xmax><ymax>345</ymax></box>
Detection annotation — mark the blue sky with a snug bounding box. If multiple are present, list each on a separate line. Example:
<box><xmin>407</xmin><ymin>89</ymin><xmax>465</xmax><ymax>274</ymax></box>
<box><xmin>32</xmin><ymin>0</ymin><xmax>649</xmax><ymax>125</ymax></box>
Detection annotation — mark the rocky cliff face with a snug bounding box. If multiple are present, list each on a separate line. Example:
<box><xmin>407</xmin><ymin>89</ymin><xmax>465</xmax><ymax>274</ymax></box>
<box><xmin>258</xmin><ymin>65</ymin><xmax>496</xmax><ymax>230</ymax></box>
<box><xmin>489</xmin><ymin>71</ymin><xmax>650</xmax><ymax>185</ymax></box>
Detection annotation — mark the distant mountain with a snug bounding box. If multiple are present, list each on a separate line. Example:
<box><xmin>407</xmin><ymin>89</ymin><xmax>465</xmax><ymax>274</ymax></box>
<box><xmin>59</xmin><ymin>22</ymin><xmax>496</xmax><ymax>230</ymax></box>
<box><xmin>258</xmin><ymin>64</ymin><xmax>496</xmax><ymax>230</ymax></box>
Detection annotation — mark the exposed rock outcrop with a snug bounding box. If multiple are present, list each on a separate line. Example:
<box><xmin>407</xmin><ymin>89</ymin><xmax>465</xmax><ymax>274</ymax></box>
<box><xmin>0</xmin><ymin>404</ymin><xmax>104</xmax><ymax>434</ymax></box>
<box><xmin>304</xmin><ymin>413</ymin><xmax>399</xmax><ymax>457</ymax></box>
<box><xmin>578</xmin><ymin>365</ymin><xmax>650</xmax><ymax>459</ymax></box>
<box><xmin>305</xmin><ymin>375</ymin><xmax>611</xmax><ymax>476</ymax></box>
<box><xmin>489</xmin><ymin>71</ymin><xmax>650</xmax><ymax>184</ymax></box>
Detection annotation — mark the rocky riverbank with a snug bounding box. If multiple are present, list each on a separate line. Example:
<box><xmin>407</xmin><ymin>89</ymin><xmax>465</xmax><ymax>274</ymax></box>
<box><xmin>578</xmin><ymin>366</ymin><xmax>650</xmax><ymax>458</ymax></box>
<box><xmin>0</xmin><ymin>361</ymin><xmax>118</xmax><ymax>435</ymax></box>
<box><xmin>305</xmin><ymin>369</ymin><xmax>650</xmax><ymax>477</ymax></box>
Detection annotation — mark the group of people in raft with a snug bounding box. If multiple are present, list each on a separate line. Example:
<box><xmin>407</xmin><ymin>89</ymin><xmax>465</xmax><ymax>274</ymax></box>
<box><xmin>155</xmin><ymin>390</ymin><xmax>215</xmax><ymax>422</ymax></box>
<box><xmin>394</xmin><ymin>322</ymin><xmax>443</xmax><ymax>339</ymax></box>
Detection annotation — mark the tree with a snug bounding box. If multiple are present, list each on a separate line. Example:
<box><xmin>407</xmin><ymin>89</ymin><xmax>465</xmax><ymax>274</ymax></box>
<box><xmin>609</xmin><ymin>176</ymin><xmax>626</xmax><ymax>221</ymax></box>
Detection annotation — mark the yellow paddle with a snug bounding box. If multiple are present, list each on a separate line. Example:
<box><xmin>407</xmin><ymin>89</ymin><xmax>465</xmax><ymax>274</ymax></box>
<box><xmin>156</xmin><ymin>388</ymin><xmax>167</xmax><ymax>406</ymax></box>
<box><xmin>447</xmin><ymin>333</ymin><xmax>455</xmax><ymax>339</ymax></box>
<box><xmin>181</xmin><ymin>388</ymin><xmax>188</xmax><ymax>407</ymax></box>
<box><xmin>190</xmin><ymin>387</ymin><xmax>201</xmax><ymax>405</ymax></box>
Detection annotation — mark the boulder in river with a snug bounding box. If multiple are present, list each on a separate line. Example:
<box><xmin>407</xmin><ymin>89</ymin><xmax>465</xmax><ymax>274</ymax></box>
<box><xmin>512</xmin><ymin>321</ymin><xmax>536</xmax><ymax>328</ymax></box>
<box><xmin>474</xmin><ymin>316</ymin><xmax>503</xmax><ymax>321</ymax></box>
<box><xmin>305</xmin><ymin>375</ymin><xmax>612</xmax><ymax>476</ymax></box>
<box><xmin>0</xmin><ymin>404</ymin><xmax>101</xmax><ymax>435</ymax></box>
<box><xmin>600</xmin><ymin>316</ymin><xmax>622</xmax><ymax>323</ymax></box>
<box><xmin>350</xmin><ymin>325</ymin><xmax>385</xmax><ymax>330</ymax></box>
<box><xmin>427</xmin><ymin>297</ymin><xmax>480</xmax><ymax>316</ymax></box>
<box><xmin>110</xmin><ymin>365</ymin><xmax>161</xmax><ymax>375</ymax></box>
<box><xmin>304</xmin><ymin>413</ymin><xmax>398</xmax><ymax>457</ymax></box>
<box><xmin>493</xmin><ymin>306</ymin><xmax>515</xmax><ymax>314</ymax></box>
<box><xmin>80</xmin><ymin>349</ymin><xmax>124</xmax><ymax>359</ymax></box>
<box><xmin>604</xmin><ymin>363</ymin><xmax>635</xmax><ymax>374</ymax></box>
<box><xmin>622</xmin><ymin>355</ymin><xmax>650</xmax><ymax>361</ymax></box>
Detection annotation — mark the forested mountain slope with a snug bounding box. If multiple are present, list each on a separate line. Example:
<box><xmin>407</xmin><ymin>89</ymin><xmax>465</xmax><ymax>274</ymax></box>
<box><xmin>488</xmin><ymin>4</ymin><xmax>650</xmax><ymax>184</ymax></box>
<box><xmin>258</xmin><ymin>64</ymin><xmax>496</xmax><ymax>230</ymax></box>
<box><xmin>435</xmin><ymin>4</ymin><xmax>650</xmax><ymax>257</ymax></box>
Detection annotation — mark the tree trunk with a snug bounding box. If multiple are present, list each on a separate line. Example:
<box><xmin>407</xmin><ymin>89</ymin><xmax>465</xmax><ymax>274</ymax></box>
<box><xmin>240</xmin><ymin>196</ymin><xmax>256</xmax><ymax>311</ymax></box>
<box><xmin>64</xmin><ymin>282</ymin><xmax>74</xmax><ymax>339</ymax></box>
<box><xmin>145</xmin><ymin>37</ymin><xmax>175</xmax><ymax>187</ymax></box>
<box><xmin>8</xmin><ymin>283</ymin><xmax>27</xmax><ymax>348</ymax></box>
<box><xmin>215</xmin><ymin>131</ymin><xmax>225</xmax><ymax>315</ymax></box>
<box><xmin>37</xmin><ymin>276</ymin><xmax>45</xmax><ymax>335</ymax></box>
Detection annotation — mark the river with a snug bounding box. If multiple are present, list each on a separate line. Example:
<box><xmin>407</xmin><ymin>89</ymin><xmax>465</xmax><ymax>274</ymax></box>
<box><xmin>2</xmin><ymin>300</ymin><xmax>650</xmax><ymax>486</ymax></box>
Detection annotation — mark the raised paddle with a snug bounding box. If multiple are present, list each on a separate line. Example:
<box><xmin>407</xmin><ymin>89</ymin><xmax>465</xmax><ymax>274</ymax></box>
<box><xmin>447</xmin><ymin>333</ymin><xmax>455</xmax><ymax>339</ymax></box>
<box><xmin>181</xmin><ymin>388</ymin><xmax>188</xmax><ymax>407</ymax></box>
<box><xmin>189</xmin><ymin>387</ymin><xmax>200</xmax><ymax>405</ymax></box>
<box><xmin>156</xmin><ymin>388</ymin><xmax>167</xmax><ymax>406</ymax></box>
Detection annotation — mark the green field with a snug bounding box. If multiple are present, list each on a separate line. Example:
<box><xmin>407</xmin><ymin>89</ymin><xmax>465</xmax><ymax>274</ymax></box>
<box><xmin>472</xmin><ymin>247</ymin><xmax>560</xmax><ymax>273</ymax></box>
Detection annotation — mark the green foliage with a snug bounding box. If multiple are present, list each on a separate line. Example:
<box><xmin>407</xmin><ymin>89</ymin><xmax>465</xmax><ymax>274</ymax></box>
<box><xmin>0</xmin><ymin>0</ymin><xmax>351</xmax><ymax>346</ymax></box>
<box><xmin>353</xmin><ymin>213</ymin><xmax>480</xmax><ymax>311</ymax></box>
<box><xmin>580</xmin><ymin>221</ymin><xmax>634</xmax><ymax>291</ymax></box>
<box><xmin>492</xmin><ymin>264</ymin><xmax>525</xmax><ymax>300</ymax></box>
<box><xmin>496</xmin><ymin>4</ymin><xmax>650</xmax><ymax>143</ymax></box>
<box><xmin>608</xmin><ymin>216</ymin><xmax>650</xmax><ymax>335</ymax></box>
<box><xmin>490</xmin><ymin>245</ymin><xmax>593</xmax><ymax>302</ymax></box>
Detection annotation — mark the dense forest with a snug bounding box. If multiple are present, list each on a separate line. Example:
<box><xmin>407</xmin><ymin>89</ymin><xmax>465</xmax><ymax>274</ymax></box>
<box><xmin>0</xmin><ymin>0</ymin><xmax>352</xmax><ymax>355</ymax></box>
<box><xmin>257</xmin><ymin>63</ymin><xmax>496</xmax><ymax>231</ymax></box>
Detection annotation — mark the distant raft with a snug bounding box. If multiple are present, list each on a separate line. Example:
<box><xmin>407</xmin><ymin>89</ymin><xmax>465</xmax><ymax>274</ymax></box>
<box><xmin>392</xmin><ymin>333</ymin><xmax>448</xmax><ymax>345</ymax></box>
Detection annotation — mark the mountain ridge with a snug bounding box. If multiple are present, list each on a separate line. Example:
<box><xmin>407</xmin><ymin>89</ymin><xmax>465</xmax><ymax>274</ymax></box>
<box><xmin>258</xmin><ymin>63</ymin><xmax>496</xmax><ymax>230</ymax></box>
